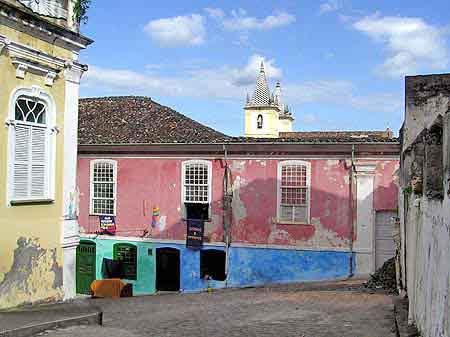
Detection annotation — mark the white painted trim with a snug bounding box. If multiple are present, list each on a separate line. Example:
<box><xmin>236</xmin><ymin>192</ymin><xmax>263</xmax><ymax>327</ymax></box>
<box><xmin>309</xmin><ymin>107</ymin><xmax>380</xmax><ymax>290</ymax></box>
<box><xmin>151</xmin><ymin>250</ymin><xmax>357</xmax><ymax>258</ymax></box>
<box><xmin>181</xmin><ymin>159</ymin><xmax>212</xmax><ymax>205</ymax></box>
<box><xmin>89</xmin><ymin>159</ymin><xmax>117</xmax><ymax>216</ymax></box>
<box><xmin>10</xmin><ymin>57</ymin><xmax>59</xmax><ymax>85</ymax></box>
<box><xmin>276</xmin><ymin>160</ymin><xmax>311</xmax><ymax>224</ymax></box>
<box><xmin>80</xmin><ymin>234</ymin><xmax>227</xmax><ymax>247</ymax></box>
<box><xmin>6</xmin><ymin>86</ymin><xmax>57</xmax><ymax>206</ymax></box>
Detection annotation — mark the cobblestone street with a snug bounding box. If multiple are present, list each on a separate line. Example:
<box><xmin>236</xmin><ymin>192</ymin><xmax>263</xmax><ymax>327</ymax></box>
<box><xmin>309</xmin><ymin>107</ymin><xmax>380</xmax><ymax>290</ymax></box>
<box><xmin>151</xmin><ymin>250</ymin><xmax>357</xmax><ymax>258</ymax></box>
<box><xmin>42</xmin><ymin>282</ymin><xmax>396</xmax><ymax>337</ymax></box>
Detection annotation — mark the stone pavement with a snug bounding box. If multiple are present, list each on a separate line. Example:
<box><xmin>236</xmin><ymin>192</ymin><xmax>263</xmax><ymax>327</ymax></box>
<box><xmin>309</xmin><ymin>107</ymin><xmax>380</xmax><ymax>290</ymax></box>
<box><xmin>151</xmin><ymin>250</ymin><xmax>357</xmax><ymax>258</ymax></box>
<box><xmin>41</xmin><ymin>281</ymin><xmax>396</xmax><ymax>337</ymax></box>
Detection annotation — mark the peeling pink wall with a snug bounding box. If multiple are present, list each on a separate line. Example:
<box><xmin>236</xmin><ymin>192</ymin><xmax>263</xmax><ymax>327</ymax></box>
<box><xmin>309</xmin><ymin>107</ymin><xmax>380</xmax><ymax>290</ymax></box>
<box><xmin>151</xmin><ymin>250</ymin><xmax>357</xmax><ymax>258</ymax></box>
<box><xmin>77</xmin><ymin>157</ymin><xmax>399</xmax><ymax>248</ymax></box>
<box><xmin>77</xmin><ymin>158</ymin><xmax>225</xmax><ymax>241</ymax></box>
<box><xmin>374</xmin><ymin>161</ymin><xmax>399</xmax><ymax>211</ymax></box>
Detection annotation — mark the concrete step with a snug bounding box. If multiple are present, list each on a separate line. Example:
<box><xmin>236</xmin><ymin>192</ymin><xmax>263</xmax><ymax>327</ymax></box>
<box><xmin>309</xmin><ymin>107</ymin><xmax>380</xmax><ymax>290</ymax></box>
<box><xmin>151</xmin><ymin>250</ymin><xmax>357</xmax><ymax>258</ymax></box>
<box><xmin>0</xmin><ymin>301</ymin><xmax>102</xmax><ymax>337</ymax></box>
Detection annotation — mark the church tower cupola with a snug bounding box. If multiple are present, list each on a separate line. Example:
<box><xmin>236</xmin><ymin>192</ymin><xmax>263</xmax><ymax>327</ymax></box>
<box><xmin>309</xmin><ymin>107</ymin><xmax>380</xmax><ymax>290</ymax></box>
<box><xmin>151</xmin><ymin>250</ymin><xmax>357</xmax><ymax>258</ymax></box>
<box><xmin>244</xmin><ymin>61</ymin><xmax>294</xmax><ymax>138</ymax></box>
<box><xmin>248</xmin><ymin>62</ymin><xmax>272</xmax><ymax>107</ymax></box>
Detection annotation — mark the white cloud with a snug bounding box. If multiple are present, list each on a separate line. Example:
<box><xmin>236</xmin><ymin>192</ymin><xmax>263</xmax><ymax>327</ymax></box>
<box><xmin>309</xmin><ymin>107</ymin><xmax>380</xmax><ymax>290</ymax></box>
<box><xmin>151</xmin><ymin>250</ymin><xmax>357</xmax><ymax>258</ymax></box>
<box><xmin>206</xmin><ymin>8</ymin><xmax>295</xmax><ymax>31</ymax></box>
<box><xmin>301</xmin><ymin>113</ymin><xmax>320</xmax><ymax>124</ymax></box>
<box><xmin>83</xmin><ymin>56</ymin><xmax>400</xmax><ymax>114</ymax></box>
<box><xmin>231</xmin><ymin>54</ymin><xmax>282</xmax><ymax>86</ymax></box>
<box><xmin>204</xmin><ymin>7</ymin><xmax>224</xmax><ymax>20</ymax></box>
<box><xmin>353</xmin><ymin>14</ymin><xmax>449</xmax><ymax>78</ymax></box>
<box><xmin>284</xmin><ymin>80</ymin><xmax>401</xmax><ymax>113</ymax></box>
<box><xmin>144</xmin><ymin>14</ymin><xmax>205</xmax><ymax>47</ymax></box>
<box><xmin>319</xmin><ymin>1</ymin><xmax>341</xmax><ymax>14</ymax></box>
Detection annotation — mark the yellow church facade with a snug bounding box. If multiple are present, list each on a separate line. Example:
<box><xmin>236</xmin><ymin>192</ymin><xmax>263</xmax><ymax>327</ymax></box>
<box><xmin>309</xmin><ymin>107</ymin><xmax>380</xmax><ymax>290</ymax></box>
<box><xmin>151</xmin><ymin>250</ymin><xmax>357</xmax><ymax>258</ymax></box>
<box><xmin>0</xmin><ymin>0</ymin><xmax>92</xmax><ymax>308</ymax></box>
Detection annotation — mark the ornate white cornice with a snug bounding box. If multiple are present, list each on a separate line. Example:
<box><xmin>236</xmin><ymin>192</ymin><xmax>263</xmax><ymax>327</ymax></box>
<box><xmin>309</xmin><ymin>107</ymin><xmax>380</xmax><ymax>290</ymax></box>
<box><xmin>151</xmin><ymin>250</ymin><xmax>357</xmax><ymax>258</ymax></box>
<box><xmin>11</xmin><ymin>57</ymin><xmax>60</xmax><ymax>86</ymax></box>
<box><xmin>64</xmin><ymin>61</ymin><xmax>88</xmax><ymax>84</ymax></box>
<box><xmin>1</xmin><ymin>35</ymin><xmax>88</xmax><ymax>85</ymax></box>
<box><xmin>1</xmin><ymin>35</ymin><xmax>67</xmax><ymax>67</ymax></box>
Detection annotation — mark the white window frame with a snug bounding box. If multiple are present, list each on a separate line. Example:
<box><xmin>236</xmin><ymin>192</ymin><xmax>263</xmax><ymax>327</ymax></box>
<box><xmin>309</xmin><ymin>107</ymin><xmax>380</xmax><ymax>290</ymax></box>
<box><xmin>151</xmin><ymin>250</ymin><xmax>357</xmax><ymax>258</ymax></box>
<box><xmin>276</xmin><ymin>160</ymin><xmax>311</xmax><ymax>224</ymax></box>
<box><xmin>181</xmin><ymin>160</ymin><xmax>212</xmax><ymax>216</ymax></box>
<box><xmin>6</xmin><ymin>86</ymin><xmax>57</xmax><ymax>205</ymax></box>
<box><xmin>89</xmin><ymin>159</ymin><xmax>117</xmax><ymax>216</ymax></box>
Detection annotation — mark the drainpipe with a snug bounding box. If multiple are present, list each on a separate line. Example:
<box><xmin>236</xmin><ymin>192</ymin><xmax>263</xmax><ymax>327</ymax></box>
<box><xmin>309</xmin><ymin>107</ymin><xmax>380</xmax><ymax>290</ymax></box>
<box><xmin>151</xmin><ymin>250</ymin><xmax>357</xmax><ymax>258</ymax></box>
<box><xmin>348</xmin><ymin>144</ymin><xmax>356</xmax><ymax>278</ymax></box>
<box><xmin>222</xmin><ymin>145</ymin><xmax>232</xmax><ymax>279</ymax></box>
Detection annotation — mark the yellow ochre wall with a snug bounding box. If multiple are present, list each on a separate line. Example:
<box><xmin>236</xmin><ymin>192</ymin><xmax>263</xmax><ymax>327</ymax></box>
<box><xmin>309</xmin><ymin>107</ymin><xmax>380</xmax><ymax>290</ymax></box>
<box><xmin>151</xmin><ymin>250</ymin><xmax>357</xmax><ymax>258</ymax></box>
<box><xmin>244</xmin><ymin>107</ymin><xmax>280</xmax><ymax>138</ymax></box>
<box><xmin>0</xmin><ymin>27</ymin><xmax>69</xmax><ymax>308</ymax></box>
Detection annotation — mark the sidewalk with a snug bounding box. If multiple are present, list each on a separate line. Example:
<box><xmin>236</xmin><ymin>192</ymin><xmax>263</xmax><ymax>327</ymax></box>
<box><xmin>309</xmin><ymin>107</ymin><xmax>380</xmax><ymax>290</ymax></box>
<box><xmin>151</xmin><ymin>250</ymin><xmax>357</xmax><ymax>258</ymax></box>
<box><xmin>0</xmin><ymin>301</ymin><xmax>102</xmax><ymax>337</ymax></box>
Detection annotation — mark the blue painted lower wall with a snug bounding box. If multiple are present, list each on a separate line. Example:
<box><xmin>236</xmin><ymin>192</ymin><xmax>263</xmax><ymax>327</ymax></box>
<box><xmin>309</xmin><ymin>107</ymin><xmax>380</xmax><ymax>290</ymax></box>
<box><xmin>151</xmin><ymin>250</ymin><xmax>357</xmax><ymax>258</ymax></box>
<box><xmin>79</xmin><ymin>237</ymin><xmax>354</xmax><ymax>295</ymax></box>
<box><xmin>227</xmin><ymin>247</ymin><xmax>353</xmax><ymax>288</ymax></box>
<box><xmin>154</xmin><ymin>243</ymin><xmax>227</xmax><ymax>293</ymax></box>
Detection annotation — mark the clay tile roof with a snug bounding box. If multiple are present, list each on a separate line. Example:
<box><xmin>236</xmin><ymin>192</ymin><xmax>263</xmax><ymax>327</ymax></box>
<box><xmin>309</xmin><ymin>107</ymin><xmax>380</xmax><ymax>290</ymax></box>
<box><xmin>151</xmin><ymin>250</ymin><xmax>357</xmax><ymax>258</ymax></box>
<box><xmin>230</xmin><ymin>130</ymin><xmax>398</xmax><ymax>143</ymax></box>
<box><xmin>78</xmin><ymin>96</ymin><xmax>229</xmax><ymax>144</ymax></box>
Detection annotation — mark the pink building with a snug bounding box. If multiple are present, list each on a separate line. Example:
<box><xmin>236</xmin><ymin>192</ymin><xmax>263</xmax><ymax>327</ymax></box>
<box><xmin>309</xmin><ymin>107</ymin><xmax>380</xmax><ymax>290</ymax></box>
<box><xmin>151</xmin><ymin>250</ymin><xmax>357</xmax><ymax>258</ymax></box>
<box><xmin>75</xmin><ymin>95</ymin><xmax>399</xmax><ymax>295</ymax></box>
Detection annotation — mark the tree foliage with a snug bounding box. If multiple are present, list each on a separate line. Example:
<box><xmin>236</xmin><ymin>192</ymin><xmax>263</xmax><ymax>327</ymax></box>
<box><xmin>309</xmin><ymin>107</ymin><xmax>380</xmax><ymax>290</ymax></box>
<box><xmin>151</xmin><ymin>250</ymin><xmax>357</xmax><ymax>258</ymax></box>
<box><xmin>73</xmin><ymin>0</ymin><xmax>91</xmax><ymax>24</ymax></box>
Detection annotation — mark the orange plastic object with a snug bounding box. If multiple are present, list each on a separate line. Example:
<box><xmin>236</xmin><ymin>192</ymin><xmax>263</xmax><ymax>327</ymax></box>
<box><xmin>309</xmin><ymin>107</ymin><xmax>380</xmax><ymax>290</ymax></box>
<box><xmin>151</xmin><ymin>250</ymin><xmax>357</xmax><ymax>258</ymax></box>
<box><xmin>90</xmin><ymin>279</ymin><xmax>126</xmax><ymax>298</ymax></box>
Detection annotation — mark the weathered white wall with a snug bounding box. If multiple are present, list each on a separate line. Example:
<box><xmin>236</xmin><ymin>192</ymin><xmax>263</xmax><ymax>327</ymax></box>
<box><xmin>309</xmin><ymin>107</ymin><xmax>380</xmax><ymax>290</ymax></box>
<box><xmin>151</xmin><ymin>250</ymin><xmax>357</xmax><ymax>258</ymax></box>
<box><xmin>403</xmin><ymin>196</ymin><xmax>450</xmax><ymax>337</ymax></box>
<box><xmin>399</xmin><ymin>74</ymin><xmax>450</xmax><ymax>337</ymax></box>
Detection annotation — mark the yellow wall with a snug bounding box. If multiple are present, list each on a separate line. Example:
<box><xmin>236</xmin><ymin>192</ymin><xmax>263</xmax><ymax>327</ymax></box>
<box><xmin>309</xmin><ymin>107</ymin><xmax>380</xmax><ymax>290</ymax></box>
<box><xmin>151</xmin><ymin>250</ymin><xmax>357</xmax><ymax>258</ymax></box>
<box><xmin>244</xmin><ymin>107</ymin><xmax>280</xmax><ymax>138</ymax></box>
<box><xmin>0</xmin><ymin>28</ymin><xmax>68</xmax><ymax>308</ymax></box>
<box><xmin>278</xmin><ymin>118</ymin><xmax>293</xmax><ymax>133</ymax></box>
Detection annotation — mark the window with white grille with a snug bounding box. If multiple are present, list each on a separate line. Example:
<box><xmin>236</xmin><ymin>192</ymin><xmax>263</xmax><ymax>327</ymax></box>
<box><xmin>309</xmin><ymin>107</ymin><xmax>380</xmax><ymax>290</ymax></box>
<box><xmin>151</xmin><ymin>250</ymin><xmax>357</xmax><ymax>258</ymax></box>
<box><xmin>90</xmin><ymin>160</ymin><xmax>117</xmax><ymax>215</ymax></box>
<box><xmin>277</xmin><ymin>161</ymin><xmax>311</xmax><ymax>223</ymax></box>
<box><xmin>182</xmin><ymin>161</ymin><xmax>211</xmax><ymax>204</ymax></box>
<box><xmin>11</xmin><ymin>97</ymin><xmax>49</xmax><ymax>201</ymax></box>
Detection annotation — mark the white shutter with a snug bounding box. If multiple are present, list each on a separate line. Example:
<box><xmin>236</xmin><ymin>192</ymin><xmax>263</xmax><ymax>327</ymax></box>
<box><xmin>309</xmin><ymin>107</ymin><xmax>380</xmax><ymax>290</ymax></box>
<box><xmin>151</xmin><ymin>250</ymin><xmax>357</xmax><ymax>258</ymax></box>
<box><xmin>31</xmin><ymin>126</ymin><xmax>46</xmax><ymax>198</ymax></box>
<box><xmin>13</xmin><ymin>125</ymin><xmax>31</xmax><ymax>199</ymax></box>
<box><xmin>12</xmin><ymin>124</ymin><xmax>47</xmax><ymax>200</ymax></box>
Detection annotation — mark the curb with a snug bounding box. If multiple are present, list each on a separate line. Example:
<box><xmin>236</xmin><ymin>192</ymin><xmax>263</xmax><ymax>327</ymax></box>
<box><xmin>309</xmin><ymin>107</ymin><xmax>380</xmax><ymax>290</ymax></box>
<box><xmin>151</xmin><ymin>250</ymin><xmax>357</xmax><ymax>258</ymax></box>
<box><xmin>0</xmin><ymin>311</ymin><xmax>102</xmax><ymax>337</ymax></box>
<box><xmin>393</xmin><ymin>297</ymin><xmax>419</xmax><ymax>337</ymax></box>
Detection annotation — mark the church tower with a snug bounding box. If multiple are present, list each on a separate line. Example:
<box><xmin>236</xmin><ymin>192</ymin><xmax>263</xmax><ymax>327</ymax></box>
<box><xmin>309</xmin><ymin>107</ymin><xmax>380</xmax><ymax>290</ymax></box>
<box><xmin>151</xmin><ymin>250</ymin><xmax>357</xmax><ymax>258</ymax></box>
<box><xmin>244</xmin><ymin>62</ymin><xmax>294</xmax><ymax>138</ymax></box>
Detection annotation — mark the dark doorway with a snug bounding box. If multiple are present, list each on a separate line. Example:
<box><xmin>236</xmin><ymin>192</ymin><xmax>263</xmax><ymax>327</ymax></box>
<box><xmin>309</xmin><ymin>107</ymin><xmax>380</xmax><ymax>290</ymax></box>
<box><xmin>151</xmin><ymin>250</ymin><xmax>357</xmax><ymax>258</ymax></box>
<box><xmin>156</xmin><ymin>248</ymin><xmax>180</xmax><ymax>291</ymax></box>
<box><xmin>200</xmin><ymin>249</ymin><xmax>226</xmax><ymax>281</ymax></box>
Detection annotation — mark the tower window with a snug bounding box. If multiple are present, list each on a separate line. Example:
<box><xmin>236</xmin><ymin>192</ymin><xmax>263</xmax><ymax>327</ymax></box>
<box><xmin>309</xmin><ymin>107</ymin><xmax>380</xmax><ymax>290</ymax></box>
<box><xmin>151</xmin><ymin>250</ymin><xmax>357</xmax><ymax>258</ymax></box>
<box><xmin>257</xmin><ymin>115</ymin><xmax>263</xmax><ymax>129</ymax></box>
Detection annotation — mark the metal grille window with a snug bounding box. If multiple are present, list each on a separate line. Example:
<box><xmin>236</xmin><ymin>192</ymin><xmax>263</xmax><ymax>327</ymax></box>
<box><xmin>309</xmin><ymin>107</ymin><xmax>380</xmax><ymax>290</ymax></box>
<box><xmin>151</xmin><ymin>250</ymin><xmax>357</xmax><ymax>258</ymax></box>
<box><xmin>113</xmin><ymin>243</ymin><xmax>137</xmax><ymax>280</ymax></box>
<box><xmin>12</xmin><ymin>97</ymin><xmax>49</xmax><ymax>200</ymax></box>
<box><xmin>90</xmin><ymin>160</ymin><xmax>117</xmax><ymax>215</ymax></box>
<box><xmin>183</xmin><ymin>161</ymin><xmax>211</xmax><ymax>203</ymax></box>
<box><xmin>278</xmin><ymin>161</ymin><xmax>310</xmax><ymax>223</ymax></box>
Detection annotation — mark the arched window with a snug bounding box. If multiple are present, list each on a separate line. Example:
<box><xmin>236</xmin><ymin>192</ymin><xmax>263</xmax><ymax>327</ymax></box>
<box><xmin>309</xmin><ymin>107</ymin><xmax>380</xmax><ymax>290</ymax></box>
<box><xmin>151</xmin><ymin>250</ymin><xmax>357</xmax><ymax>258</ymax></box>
<box><xmin>257</xmin><ymin>114</ymin><xmax>263</xmax><ymax>129</ymax></box>
<box><xmin>277</xmin><ymin>161</ymin><xmax>311</xmax><ymax>223</ymax></box>
<box><xmin>90</xmin><ymin>160</ymin><xmax>117</xmax><ymax>215</ymax></box>
<box><xmin>7</xmin><ymin>88</ymin><xmax>56</xmax><ymax>203</ymax></box>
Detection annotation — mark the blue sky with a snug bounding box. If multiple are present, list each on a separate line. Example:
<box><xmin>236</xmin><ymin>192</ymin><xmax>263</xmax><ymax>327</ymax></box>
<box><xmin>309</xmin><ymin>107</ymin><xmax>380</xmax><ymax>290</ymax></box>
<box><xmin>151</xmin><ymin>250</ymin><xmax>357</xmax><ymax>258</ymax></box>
<box><xmin>79</xmin><ymin>0</ymin><xmax>450</xmax><ymax>136</ymax></box>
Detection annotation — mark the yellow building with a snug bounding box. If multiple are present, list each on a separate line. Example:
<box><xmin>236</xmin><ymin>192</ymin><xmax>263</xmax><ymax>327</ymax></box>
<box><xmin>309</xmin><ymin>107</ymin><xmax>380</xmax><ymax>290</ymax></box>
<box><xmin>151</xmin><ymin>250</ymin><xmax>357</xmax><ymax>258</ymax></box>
<box><xmin>244</xmin><ymin>62</ymin><xmax>294</xmax><ymax>138</ymax></box>
<box><xmin>0</xmin><ymin>0</ymin><xmax>92</xmax><ymax>308</ymax></box>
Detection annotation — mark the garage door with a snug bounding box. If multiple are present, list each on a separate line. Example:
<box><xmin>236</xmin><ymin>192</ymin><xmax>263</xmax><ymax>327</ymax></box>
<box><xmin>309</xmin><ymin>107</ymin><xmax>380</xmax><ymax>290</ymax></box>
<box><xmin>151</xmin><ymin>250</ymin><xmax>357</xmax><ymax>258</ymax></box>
<box><xmin>375</xmin><ymin>211</ymin><xmax>396</xmax><ymax>270</ymax></box>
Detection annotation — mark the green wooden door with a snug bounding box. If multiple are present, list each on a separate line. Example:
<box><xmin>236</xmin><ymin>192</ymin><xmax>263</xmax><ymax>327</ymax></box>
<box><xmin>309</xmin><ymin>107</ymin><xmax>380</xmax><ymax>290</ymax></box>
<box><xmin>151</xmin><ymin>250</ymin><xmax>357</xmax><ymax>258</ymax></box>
<box><xmin>76</xmin><ymin>241</ymin><xmax>96</xmax><ymax>294</ymax></box>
